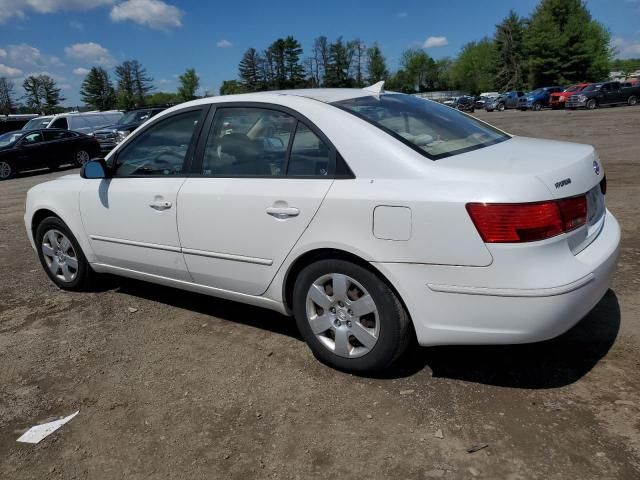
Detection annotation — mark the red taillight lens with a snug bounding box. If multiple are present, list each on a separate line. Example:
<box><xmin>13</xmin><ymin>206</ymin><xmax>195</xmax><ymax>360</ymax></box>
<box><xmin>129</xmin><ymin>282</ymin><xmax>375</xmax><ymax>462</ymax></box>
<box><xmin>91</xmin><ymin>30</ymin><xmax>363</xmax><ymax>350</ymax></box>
<box><xmin>467</xmin><ymin>195</ymin><xmax>587</xmax><ymax>243</ymax></box>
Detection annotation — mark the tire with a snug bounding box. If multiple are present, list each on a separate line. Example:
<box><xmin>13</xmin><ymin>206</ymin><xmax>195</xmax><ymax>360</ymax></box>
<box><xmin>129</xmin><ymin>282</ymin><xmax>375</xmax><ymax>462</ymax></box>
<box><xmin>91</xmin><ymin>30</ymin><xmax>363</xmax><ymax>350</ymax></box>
<box><xmin>74</xmin><ymin>149</ymin><xmax>91</xmax><ymax>167</ymax></box>
<box><xmin>292</xmin><ymin>259</ymin><xmax>412</xmax><ymax>374</ymax></box>
<box><xmin>532</xmin><ymin>102</ymin><xmax>542</xmax><ymax>111</ymax></box>
<box><xmin>35</xmin><ymin>217</ymin><xmax>92</xmax><ymax>291</ymax></box>
<box><xmin>0</xmin><ymin>160</ymin><xmax>14</xmax><ymax>180</ymax></box>
<box><xmin>497</xmin><ymin>102</ymin><xmax>505</xmax><ymax>112</ymax></box>
<box><xmin>629</xmin><ymin>96</ymin><xmax>638</xmax><ymax>106</ymax></box>
<box><xmin>586</xmin><ymin>99</ymin><xmax>597</xmax><ymax>110</ymax></box>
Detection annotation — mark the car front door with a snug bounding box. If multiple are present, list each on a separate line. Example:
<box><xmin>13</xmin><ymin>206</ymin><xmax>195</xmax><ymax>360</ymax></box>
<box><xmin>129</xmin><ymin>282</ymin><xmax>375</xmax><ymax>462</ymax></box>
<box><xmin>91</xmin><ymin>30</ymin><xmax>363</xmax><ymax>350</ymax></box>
<box><xmin>16</xmin><ymin>131</ymin><xmax>47</xmax><ymax>170</ymax></box>
<box><xmin>177</xmin><ymin>105</ymin><xmax>336</xmax><ymax>296</ymax></box>
<box><xmin>79</xmin><ymin>107</ymin><xmax>206</xmax><ymax>280</ymax></box>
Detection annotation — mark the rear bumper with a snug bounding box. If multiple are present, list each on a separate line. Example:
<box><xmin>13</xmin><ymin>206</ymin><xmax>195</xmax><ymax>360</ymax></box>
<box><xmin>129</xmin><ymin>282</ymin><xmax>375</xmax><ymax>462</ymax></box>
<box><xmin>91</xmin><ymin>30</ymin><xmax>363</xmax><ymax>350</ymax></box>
<box><xmin>373</xmin><ymin>210</ymin><xmax>620</xmax><ymax>346</ymax></box>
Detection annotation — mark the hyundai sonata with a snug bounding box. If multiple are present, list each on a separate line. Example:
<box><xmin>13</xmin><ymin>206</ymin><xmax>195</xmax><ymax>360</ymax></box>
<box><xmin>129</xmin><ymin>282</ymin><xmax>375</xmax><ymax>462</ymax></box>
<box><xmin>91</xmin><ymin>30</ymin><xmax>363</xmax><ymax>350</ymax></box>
<box><xmin>24</xmin><ymin>83</ymin><xmax>620</xmax><ymax>373</ymax></box>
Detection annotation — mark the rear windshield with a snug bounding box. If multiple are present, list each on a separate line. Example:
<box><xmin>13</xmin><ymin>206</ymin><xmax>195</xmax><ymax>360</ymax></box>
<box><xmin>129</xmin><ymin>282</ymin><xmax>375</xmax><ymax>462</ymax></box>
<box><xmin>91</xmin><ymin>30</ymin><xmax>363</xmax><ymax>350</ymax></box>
<box><xmin>333</xmin><ymin>94</ymin><xmax>509</xmax><ymax>159</ymax></box>
<box><xmin>583</xmin><ymin>84</ymin><xmax>602</xmax><ymax>92</ymax></box>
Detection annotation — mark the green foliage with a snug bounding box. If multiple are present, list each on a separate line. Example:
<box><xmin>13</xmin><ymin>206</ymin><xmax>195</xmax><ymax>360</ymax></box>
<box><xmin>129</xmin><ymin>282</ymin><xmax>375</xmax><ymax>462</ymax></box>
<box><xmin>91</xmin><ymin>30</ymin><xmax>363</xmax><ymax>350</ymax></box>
<box><xmin>22</xmin><ymin>75</ymin><xmax>65</xmax><ymax>114</ymax></box>
<box><xmin>177</xmin><ymin>68</ymin><xmax>200</xmax><ymax>101</ymax></box>
<box><xmin>115</xmin><ymin>60</ymin><xmax>154</xmax><ymax>110</ymax></box>
<box><xmin>400</xmin><ymin>49</ymin><xmax>438</xmax><ymax>91</ymax></box>
<box><xmin>524</xmin><ymin>0</ymin><xmax>611</xmax><ymax>86</ymax></box>
<box><xmin>80</xmin><ymin>67</ymin><xmax>116</xmax><ymax>111</ymax></box>
<box><xmin>219</xmin><ymin>80</ymin><xmax>247</xmax><ymax>96</ymax></box>
<box><xmin>238</xmin><ymin>48</ymin><xmax>263</xmax><ymax>91</ymax></box>
<box><xmin>451</xmin><ymin>39</ymin><xmax>498</xmax><ymax>94</ymax></box>
<box><xmin>325</xmin><ymin>37</ymin><xmax>355</xmax><ymax>87</ymax></box>
<box><xmin>145</xmin><ymin>91</ymin><xmax>180</xmax><ymax>105</ymax></box>
<box><xmin>611</xmin><ymin>58</ymin><xmax>640</xmax><ymax>75</ymax></box>
<box><xmin>494</xmin><ymin>10</ymin><xmax>528</xmax><ymax>91</ymax></box>
<box><xmin>366</xmin><ymin>43</ymin><xmax>388</xmax><ymax>83</ymax></box>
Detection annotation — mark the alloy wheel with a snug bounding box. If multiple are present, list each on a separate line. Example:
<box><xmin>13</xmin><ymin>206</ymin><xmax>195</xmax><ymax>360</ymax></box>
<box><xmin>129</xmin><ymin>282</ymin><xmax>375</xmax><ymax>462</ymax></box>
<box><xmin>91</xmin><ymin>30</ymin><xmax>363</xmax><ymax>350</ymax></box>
<box><xmin>629</xmin><ymin>96</ymin><xmax>638</xmax><ymax>106</ymax></box>
<box><xmin>0</xmin><ymin>161</ymin><xmax>12</xmax><ymax>179</ymax></box>
<box><xmin>76</xmin><ymin>150</ymin><xmax>90</xmax><ymax>166</ymax></box>
<box><xmin>41</xmin><ymin>229</ymin><xmax>78</xmax><ymax>283</ymax></box>
<box><xmin>305</xmin><ymin>273</ymin><xmax>380</xmax><ymax>358</ymax></box>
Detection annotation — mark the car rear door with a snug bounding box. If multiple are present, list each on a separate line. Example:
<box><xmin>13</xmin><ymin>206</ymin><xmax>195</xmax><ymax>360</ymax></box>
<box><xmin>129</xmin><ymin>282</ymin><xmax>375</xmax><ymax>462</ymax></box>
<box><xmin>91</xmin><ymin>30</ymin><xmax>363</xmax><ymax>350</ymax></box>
<box><xmin>79</xmin><ymin>106</ymin><xmax>207</xmax><ymax>280</ymax></box>
<box><xmin>177</xmin><ymin>105</ymin><xmax>336</xmax><ymax>296</ymax></box>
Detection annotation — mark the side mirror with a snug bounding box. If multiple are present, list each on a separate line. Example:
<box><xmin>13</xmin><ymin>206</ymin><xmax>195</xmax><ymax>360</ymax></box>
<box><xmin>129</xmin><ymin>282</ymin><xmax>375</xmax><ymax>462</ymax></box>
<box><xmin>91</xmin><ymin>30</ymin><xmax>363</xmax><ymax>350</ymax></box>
<box><xmin>80</xmin><ymin>158</ymin><xmax>109</xmax><ymax>179</ymax></box>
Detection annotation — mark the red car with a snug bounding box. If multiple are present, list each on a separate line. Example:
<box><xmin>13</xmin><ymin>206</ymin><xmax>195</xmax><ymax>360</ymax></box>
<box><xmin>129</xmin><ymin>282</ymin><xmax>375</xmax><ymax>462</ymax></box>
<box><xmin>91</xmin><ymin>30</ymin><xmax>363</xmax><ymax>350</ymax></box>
<box><xmin>549</xmin><ymin>83</ymin><xmax>590</xmax><ymax>109</ymax></box>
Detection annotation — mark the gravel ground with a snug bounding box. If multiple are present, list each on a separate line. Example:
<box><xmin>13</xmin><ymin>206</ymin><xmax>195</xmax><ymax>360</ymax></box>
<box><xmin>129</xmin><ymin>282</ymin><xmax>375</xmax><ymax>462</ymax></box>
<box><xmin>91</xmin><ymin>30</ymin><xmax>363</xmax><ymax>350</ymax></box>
<box><xmin>1</xmin><ymin>106</ymin><xmax>639</xmax><ymax>479</ymax></box>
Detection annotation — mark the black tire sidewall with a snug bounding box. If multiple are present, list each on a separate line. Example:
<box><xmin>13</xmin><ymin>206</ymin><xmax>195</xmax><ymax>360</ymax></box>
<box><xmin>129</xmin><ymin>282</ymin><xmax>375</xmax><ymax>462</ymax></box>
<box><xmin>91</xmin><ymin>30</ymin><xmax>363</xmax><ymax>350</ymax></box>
<box><xmin>35</xmin><ymin>217</ymin><xmax>90</xmax><ymax>290</ymax></box>
<box><xmin>629</xmin><ymin>96</ymin><xmax>637</xmax><ymax>106</ymax></box>
<box><xmin>587</xmin><ymin>99</ymin><xmax>597</xmax><ymax>109</ymax></box>
<box><xmin>292</xmin><ymin>259</ymin><xmax>409</xmax><ymax>374</ymax></box>
<box><xmin>0</xmin><ymin>161</ymin><xmax>14</xmax><ymax>180</ymax></box>
<box><xmin>533</xmin><ymin>102</ymin><xmax>542</xmax><ymax>111</ymax></box>
<box><xmin>74</xmin><ymin>150</ymin><xmax>89</xmax><ymax>167</ymax></box>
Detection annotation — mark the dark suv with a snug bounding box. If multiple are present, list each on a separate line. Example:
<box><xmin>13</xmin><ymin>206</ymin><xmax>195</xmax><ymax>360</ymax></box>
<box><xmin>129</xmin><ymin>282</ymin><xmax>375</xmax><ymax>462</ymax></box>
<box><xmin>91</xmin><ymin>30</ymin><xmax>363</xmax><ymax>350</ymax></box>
<box><xmin>566</xmin><ymin>81</ymin><xmax>640</xmax><ymax>109</ymax></box>
<box><xmin>91</xmin><ymin>106</ymin><xmax>167</xmax><ymax>153</ymax></box>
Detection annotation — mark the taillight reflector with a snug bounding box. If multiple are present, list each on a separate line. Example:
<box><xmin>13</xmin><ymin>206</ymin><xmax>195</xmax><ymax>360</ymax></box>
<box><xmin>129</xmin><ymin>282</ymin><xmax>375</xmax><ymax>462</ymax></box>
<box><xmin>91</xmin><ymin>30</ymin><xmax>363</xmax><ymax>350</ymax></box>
<box><xmin>466</xmin><ymin>195</ymin><xmax>587</xmax><ymax>243</ymax></box>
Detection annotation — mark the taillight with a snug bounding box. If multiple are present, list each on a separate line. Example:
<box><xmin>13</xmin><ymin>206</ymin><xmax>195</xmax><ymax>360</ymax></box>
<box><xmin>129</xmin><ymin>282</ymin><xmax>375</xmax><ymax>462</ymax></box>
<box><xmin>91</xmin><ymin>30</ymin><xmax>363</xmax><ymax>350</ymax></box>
<box><xmin>466</xmin><ymin>195</ymin><xmax>587</xmax><ymax>243</ymax></box>
<box><xmin>600</xmin><ymin>176</ymin><xmax>607</xmax><ymax>195</ymax></box>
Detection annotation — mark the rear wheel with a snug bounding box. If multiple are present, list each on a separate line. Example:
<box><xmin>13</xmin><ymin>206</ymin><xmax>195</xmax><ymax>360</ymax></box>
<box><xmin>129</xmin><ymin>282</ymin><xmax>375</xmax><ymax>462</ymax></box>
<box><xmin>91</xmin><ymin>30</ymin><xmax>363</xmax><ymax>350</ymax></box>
<box><xmin>35</xmin><ymin>217</ymin><xmax>92</xmax><ymax>291</ymax></box>
<box><xmin>0</xmin><ymin>161</ymin><xmax>13</xmax><ymax>180</ymax></box>
<box><xmin>586</xmin><ymin>99</ymin><xmax>598</xmax><ymax>110</ymax></box>
<box><xmin>293</xmin><ymin>259</ymin><xmax>412</xmax><ymax>374</ymax></box>
<box><xmin>74</xmin><ymin>149</ymin><xmax>90</xmax><ymax>167</ymax></box>
<box><xmin>629</xmin><ymin>96</ymin><xmax>638</xmax><ymax>106</ymax></box>
<box><xmin>532</xmin><ymin>102</ymin><xmax>542</xmax><ymax>111</ymax></box>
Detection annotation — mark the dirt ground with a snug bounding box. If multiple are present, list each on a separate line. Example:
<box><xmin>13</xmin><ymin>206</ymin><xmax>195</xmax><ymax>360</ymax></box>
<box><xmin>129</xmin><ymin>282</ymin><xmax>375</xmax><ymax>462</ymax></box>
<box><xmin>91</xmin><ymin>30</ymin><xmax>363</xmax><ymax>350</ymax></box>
<box><xmin>1</xmin><ymin>106</ymin><xmax>639</xmax><ymax>480</ymax></box>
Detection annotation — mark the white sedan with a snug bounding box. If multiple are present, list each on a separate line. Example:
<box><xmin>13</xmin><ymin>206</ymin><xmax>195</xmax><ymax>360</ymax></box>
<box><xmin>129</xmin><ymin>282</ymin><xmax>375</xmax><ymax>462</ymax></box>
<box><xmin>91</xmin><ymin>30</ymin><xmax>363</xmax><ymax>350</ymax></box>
<box><xmin>24</xmin><ymin>84</ymin><xmax>620</xmax><ymax>374</ymax></box>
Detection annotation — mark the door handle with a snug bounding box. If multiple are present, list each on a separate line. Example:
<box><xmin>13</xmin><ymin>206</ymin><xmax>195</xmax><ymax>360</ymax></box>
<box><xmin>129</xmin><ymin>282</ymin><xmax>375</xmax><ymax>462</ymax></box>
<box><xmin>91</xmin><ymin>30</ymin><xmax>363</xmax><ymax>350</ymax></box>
<box><xmin>266</xmin><ymin>206</ymin><xmax>300</xmax><ymax>219</ymax></box>
<box><xmin>149</xmin><ymin>200</ymin><xmax>172</xmax><ymax>211</ymax></box>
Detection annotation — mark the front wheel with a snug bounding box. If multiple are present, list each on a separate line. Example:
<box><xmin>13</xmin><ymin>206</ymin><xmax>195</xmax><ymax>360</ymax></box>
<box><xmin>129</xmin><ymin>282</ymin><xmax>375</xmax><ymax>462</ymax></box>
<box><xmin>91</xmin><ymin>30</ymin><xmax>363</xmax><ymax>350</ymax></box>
<box><xmin>497</xmin><ymin>102</ymin><xmax>505</xmax><ymax>112</ymax></box>
<box><xmin>586</xmin><ymin>99</ymin><xmax>598</xmax><ymax>110</ymax></box>
<box><xmin>293</xmin><ymin>259</ymin><xmax>412</xmax><ymax>374</ymax></box>
<box><xmin>532</xmin><ymin>102</ymin><xmax>542</xmax><ymax>111</ymax></box>
<box><xmin>74</xmin><ymin>149</ymin><xmax>90</xmax><ymax>167</ymax></box>
<box><xmin>0</xmin><ymin>160</ymin><xmax>14</xmax><ymax>180</ymax></box>
<box><xmin>629</xmin><ymin>96</ymin><xmax>638</xmax><ymax>106</ymax></box>
<box><xmin>35</xmin><ymin>217</ymin><xmax>92</xmax><ymax>290</ymax></box>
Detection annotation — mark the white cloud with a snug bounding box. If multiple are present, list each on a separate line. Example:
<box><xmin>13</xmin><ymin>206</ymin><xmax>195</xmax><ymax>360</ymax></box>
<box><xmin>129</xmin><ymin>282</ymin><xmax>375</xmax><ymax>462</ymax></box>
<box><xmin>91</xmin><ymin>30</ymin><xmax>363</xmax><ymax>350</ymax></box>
<box><xmin>613</xmin><ymin>37</ymin><xmax>640</xmax><ymax>59</ymax></box>
<box><xmin>69</xmin><ymin>20</ymin><xmax>84</xmax><ymax>30</ymax></box>
<box><xmin>423</xmin><ymin>36</ymin><xmax>449</xmax><ymax>48</ymax></box>
<box><xmin>65</xmin><ymin>42</ymin><xmax>114</xmax><ymax>66</ymax></box>
<box><xmin>397</xmin><ymin>12</ymin><xmax>408</xmax><ymax>18</ymax></box>
<box><xmin>73</xmin><ymin>67</ymin><xmax>90</xmax><ymax>75</ymax></box>
<box><xmin>0</xmin><ymin>48</ymin><xmax>6</xmax><ymax>58</ymax></box>
<box><xmin>110</xmin><ymin>0</ymin><xmax>183</xmax><ymax>29</ymax></box>
<box><xmin>216</xmin><ymin>39</ymin><xmax>232</xmax><ymax>48</ymax></box>
<box><xmin>0</xmin><ymin>63</ymin><xmax>23</xmax><ymax>77</ymax></box>
<box><xmin>3</xmin><ymin>43</ymin><xmax>61</xmax><ymax>68</ymax></box>
<box><xmin>0</xmin><ymin>0</ymin><xmax>114</xmax><ymax>23</ymax></box>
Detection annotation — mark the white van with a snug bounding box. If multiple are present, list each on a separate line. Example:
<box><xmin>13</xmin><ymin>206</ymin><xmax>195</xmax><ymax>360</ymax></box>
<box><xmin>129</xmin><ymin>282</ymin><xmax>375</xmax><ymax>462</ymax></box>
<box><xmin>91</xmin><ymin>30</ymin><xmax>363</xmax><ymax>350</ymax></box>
<box><xmin>22</xmin><ymin>111</ymin><xmax>123</xmax><ymax>134</ymax></box>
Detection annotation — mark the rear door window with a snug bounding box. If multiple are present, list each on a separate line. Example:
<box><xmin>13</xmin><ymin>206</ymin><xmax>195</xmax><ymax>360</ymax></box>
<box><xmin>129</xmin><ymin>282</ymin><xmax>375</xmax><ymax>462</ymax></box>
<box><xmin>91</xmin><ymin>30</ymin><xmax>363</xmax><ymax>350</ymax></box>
<box><xmin>50</xmin><ymin>117</ymin><xmax>68</xmax><ymax>129</ymax></box>
<box><xmin>287</xmin><ymin>123</ymin><xmax>330</xmax><ymax>177</ymax></box>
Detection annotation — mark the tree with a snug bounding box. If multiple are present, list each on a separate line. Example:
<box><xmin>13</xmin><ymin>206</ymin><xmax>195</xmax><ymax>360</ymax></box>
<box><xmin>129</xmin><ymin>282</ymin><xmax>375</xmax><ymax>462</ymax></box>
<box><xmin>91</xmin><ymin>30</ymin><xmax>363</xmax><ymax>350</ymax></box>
<box><xmin>366</xmin><ymin>43</ymin><xmax>388</xmax><ymax>84</ymax></box>
<box><xmin>115</xmin><ymin>60</ymin><xmax>153</xmax><ymax>110</ymax></box>
<box><xmin>283</xmin><ymin>36</ymin><xmax>306</xmax><ymax>88</ymax></box>
<box><xmin>350</xmin><ymin>39</ymin><xmax>367</xmax><ymax>87</ymax></box>
<box><xmin>22</xmin><ymin>75</ymin><xmax>64</xmax><ymax>114</ymax></box>
<box><xmin>80</xmin><ymin>67</ymin><xmax>116</xmax><ymax>111</ymax></box>
<box><xmin>239</xmin><ymin>48</ymin><xmax>263</xmax><ymax>91</ymax></box>
<box><xmin>451</xmin><ymin>39</ymin><xmax>498</xmax><ymax>94</ymax></box>
<box><xmin>524</xmin><ymin>0</ymin><xmax>611</xmax><ymax>86</ymax></box>
<box><xmin>219</xmin><ymin>80</ymin><xmax>247</xmax><ymax>95</ymax></box>
<box><xmin>400</xmin><ymin>49</ymin><xmax>437</xmax><ymax>91</ymax></box>
<box><xmin>146</xmin><ymin>91</ymin><xmax>180</xmax><ymax>105</ymax></box>
<box><xmin>177</xmin><ymin>68</ymin><xmax>200</xmax><ymax>101</ymax></box>
<box><xmin>325</xmin><ymin>37</ymin><xmax>355</xmax><ymax>87</ymax></box>
<box><xmin>0</xmin><ymin>77</ymin><xmax>15</xmax><ymax>115</ymax></box>
<box><xmin>494</xmin><ymin>10</ymin><xmax>528</xmax><ymax>91</ymax></box>
<box><xmin>310</xmin><ymin>36</ymin><xmax>330</xmax><ymax>86</ymax></box>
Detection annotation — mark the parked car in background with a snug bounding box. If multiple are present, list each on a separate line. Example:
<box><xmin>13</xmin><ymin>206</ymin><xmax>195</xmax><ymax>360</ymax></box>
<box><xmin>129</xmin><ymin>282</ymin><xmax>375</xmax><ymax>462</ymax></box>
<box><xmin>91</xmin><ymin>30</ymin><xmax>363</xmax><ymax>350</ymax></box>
<box><xmin>485</xmin><ymin>91</ymin><xmax>525</xmax><ymax>112</ymax></box>
<box><xmin>442</xmin><ymin>97</ymin><xmax>458</xmax><ymax>107</ymax></box>
<box><xmin>0</xmin><ymin>129</ymin><xmax>99</xmax><ymax>180</ymax></box>
<box><xmin>455</xmin><ymin>96</ymin><xmax>475</xmax><ymax>112</ymax></box>
<box><xmin>24</xmin><ymin>86</ymin><xmax>619</xmax><ymax>374</ymax></box>
<box><xmin>567</xmin><ymin>82</ymin><xmax>640</xmax><ymax>109</ymax></box>
<box><xmin>91</xmin><ymin>106</ymin><xmax>168</xmax><ymax>153</ymax></box>
<box><xmin>474</xmin><ymin>92</ymin><xmax>501</xmax><ymax>110</ymax></box>
<box><xmin>518</xmin><ymin>86</ymin><xmax>564</xmax><ymax>111</ymax></box>
<box><xmin>549</xmin><ymin>84</ymin><xmax>590</xmax><ymax>109</ymax></box>
<box><xmin>21</xmin><ymin>111</ymin><xmax>123</xmax><ymax>134</ymax></box>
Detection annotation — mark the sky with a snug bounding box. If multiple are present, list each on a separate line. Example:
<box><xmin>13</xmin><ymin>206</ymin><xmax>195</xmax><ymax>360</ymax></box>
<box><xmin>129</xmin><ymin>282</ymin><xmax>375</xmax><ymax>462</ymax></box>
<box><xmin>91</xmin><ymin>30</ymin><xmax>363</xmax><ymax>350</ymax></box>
<box><xmin>1</xmin><ymin>0</ymin><xmax>639</xmax><ymax>106</ymax></box>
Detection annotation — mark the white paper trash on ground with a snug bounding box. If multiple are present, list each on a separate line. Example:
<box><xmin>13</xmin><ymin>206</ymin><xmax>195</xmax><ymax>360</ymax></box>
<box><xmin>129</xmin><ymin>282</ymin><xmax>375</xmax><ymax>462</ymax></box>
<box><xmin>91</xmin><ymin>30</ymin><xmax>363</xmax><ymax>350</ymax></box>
<box><xmin>17</xmin><ymin>411</ymin><xmax>79</xmax><ymax>444</ymax></box>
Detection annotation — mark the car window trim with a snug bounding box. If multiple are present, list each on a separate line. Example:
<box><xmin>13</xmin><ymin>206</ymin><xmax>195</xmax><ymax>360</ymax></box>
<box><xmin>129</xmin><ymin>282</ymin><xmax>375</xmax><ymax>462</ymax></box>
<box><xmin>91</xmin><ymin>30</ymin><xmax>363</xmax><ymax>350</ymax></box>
<box><xmin>110</xmin><ymin>105</ymin><xmax>209</xmax><ymax>178</ymax></box>
<box><xmin>191</xmin><ymin>102</ymin><xmax>351</xmax><ymax>180</ymax></box>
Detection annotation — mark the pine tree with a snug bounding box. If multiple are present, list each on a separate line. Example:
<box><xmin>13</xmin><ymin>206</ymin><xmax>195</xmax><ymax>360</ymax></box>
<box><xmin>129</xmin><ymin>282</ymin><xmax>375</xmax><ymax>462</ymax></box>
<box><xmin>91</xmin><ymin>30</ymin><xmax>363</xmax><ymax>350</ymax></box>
<box><xmin>494</xmin><ymin>10</ymin><xmax>527</xmax><ymax>91</ymax></box>
<box><xmin>283</xmin><ymin>36</ymin><xmax>305</xmax><ymax>88</ymax></box>
<box><xmin>366</xmin><ymin>43</ymin><xmax>389</xmax><ymax>84</ymax></box>
<box><xmin>22</xmin><ymin>75</ymin><xmax>64</xmax><ymax>114</ymax></box>
<box><xmin>0</xmin><ymin>77</ymin><xmax>15</xmax><ymax>115</ymax></box>
<box><xmin>177</xmin><ymin>68</ymin><xmax>200</xmax><ymax>101</ymax></box>
<box><xmin>239</xmin><ymin>48</ymin><xmax>263</xmax><ymax>91</ymax></box>
<box><xmin>115</xmin><ymin>60</ymin><xmax>153</xmax><ymax>109</ymax></box>
<box><xmin>451</xmin><ymin>39</ymin><xmax>498</xmax><ymax>94</ymax></box>
<box><xmin>524</xmin><ymin>0</ymin><xmax>611</xmax><ymax>86</ymax></box>
<box><xmin>325</xmin><ymin>37</ymin><xmax>354</xmax><ymax>87</ymax></box>
<box><xmin>80</xmin><ymin>67</ymin><xmax>116</xmax><ymax>111</ymax></box>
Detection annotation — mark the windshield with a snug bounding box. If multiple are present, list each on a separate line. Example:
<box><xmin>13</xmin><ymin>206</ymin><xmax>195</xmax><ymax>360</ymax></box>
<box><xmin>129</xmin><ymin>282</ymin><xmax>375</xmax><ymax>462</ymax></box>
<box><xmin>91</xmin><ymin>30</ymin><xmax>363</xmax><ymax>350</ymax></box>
<box><xmin>22</xmin><ymin>117</ymin><xmax>51</xmax><ymax>130</ymax></box>
<box><xmin>583</xmin><ymin>84</ymin><xmax>602</xmax><ymax>92</ymax></box>
<box><xmin>565</xmin><ymin>85</ymin><xmax>584</xmax><ymax>92</ymax></box>
<box><xmin>333</xmin><ymin>94</ymin><xmax>509</xmax><ymax>160</ymax></box>
<box><xmin>528</xmin><ymin>89</ymin><xmax>544</xmax><ymax>96</ymax></box>
<box><xmin>0</xmin><ymin>131</ymin><xmax>23</xmax><ymax>147</ymax></box>
<box><xmin>118</xmin><ymin>110</ymin><xmax>154</xmax><ymax>125</ymax></box>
